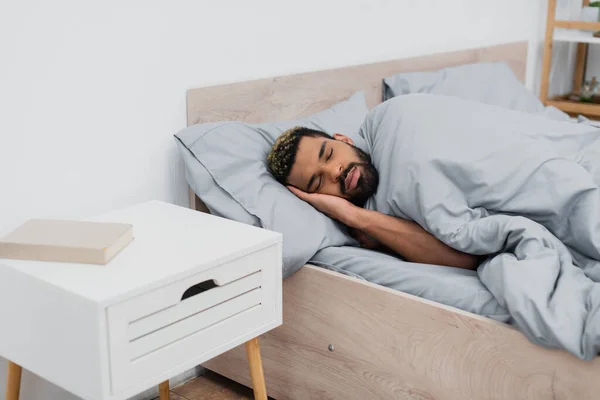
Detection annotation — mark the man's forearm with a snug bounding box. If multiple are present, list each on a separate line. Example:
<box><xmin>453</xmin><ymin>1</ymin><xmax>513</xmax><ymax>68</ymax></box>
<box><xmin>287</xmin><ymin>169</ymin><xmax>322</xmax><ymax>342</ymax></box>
<box><xmin>350</xmin><ymin>208</ymin><xmax>480</xmax><ymax>270</ymax></box>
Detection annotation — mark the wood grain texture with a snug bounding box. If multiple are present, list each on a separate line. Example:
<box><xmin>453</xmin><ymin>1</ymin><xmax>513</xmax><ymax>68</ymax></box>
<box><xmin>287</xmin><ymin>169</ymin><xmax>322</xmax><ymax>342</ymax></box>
<box><xmin>187</xmin><ymin>42</ymin><xmax>527</xmax><ymax>126</ymax></box>
<box><xmin>5</xmin><ymin>361</ymin><xmax>21</xmax><ymax>400</ymax></box>
<box><xmin>558</xmin><ymin>0</ymin><xmax>591</xmax><ymax>95</ymax></box>
<box><xmin>159</xmin><ymin>380</ymin><xmax>170</xmax><ymax>400</ymax></box>
<box><xmin>540</xmin><ymin>0</ymin><xmax>556</xmax><ymax>102</ymax></box>
<box><xmin>554</xmin><ymin>20</ymin><xmax>600</xmax><ymax>30</ymax></box>
<box><xmin>547</xmin><ymin>99</ymin><xmax>600</xmax><ymax>117</ymax></box>
<box><xmin>171</xmin><ymin>371</ymin><xmax>256</xmax><ymax>400</ymax></box>
<box><xmin>245</xmin><ymin>338</ymin><xmax>267</xmax><ymax>400</ymax></box>
<box><xmin>189</xmin><ymin>188</ymin><xmax>209</xmax><ymax>214</ymax></box>
<box><xmin>204</xmin><ymin>266</ymin><xmax>600</xmax><ymax>400</ymax></box>
<box><xmin>573</xmin><ymin>42</ymin><xmax>588</xmax><ymax>94</ymax></box>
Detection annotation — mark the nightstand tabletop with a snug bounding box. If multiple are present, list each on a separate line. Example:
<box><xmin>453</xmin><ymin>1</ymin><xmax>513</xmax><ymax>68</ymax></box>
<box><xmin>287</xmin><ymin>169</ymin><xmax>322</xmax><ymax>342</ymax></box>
<box><xmin>0</xmin><ymin>200</ymin><xmax>281</xmax><ymax>306</ymax></box>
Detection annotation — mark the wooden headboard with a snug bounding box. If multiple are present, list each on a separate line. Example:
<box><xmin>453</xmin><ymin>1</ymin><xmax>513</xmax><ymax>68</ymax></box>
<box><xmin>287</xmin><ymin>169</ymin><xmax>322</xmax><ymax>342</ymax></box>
<box><xmin>186</xmin><ymin>41</ymin><xmax>528</xmax><ymax>210</ymax></box>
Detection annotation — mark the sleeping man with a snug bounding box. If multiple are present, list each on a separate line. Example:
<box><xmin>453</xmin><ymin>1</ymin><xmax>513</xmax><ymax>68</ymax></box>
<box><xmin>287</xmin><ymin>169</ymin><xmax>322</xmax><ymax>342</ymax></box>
<box><xmin>266</xmin><ymin>126</ymin><xmax>480</xmax><ymax>270</ymax></box>
<box><xmin>267</xmin><ymin>94</ymin><xmax>600</xmax><ymax>360</ymax></box>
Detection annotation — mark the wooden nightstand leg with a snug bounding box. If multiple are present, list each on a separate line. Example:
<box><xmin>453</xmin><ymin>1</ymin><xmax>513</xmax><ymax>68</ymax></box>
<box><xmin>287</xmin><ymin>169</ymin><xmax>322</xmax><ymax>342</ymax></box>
<box><xmin>158</xmin><ymin>380</ymin><xmax>169</xmax><ymax>400</ymax></box>
<box><xmin>6</xmin><ymin>361</ymin><xmax>22</xmax><ymax>400</ymax></box>
<box><xmin>245</xmin><ymin>337</ymin><xmax>267</xmax><ymax>400</ymax></box>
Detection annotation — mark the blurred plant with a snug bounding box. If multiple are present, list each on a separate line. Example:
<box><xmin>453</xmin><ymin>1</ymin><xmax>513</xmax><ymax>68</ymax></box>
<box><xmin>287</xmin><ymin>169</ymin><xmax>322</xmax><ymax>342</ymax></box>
<box><xmin>581</xmin><ymin>77</ymin><xmax>599</xmax><ymax>103</ymax></box>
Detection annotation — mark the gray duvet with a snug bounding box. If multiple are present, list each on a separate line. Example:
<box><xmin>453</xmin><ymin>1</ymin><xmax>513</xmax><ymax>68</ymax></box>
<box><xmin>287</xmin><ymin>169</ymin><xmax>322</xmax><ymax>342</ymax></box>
<box><xmin>360</xmin><ymin>94</ymin><xmax>600</xmax><ymax>360</ymax></box>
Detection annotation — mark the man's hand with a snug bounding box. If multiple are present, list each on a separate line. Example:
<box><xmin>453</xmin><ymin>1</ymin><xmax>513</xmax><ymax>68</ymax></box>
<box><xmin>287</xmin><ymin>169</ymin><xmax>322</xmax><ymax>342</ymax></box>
<box><xmin>287</xmin><ymin>186</ymin><xmax>379</xmax><ymax>250</ymax></box>
<box><xmin>287</xmin><ymin>186</ymin><xmax>361</xmax><ymax>227</ymax></box>
<box><xmin>288</xmin><ymin>186</ymin><xmax>479</xmax><ymax>269</ymax></box>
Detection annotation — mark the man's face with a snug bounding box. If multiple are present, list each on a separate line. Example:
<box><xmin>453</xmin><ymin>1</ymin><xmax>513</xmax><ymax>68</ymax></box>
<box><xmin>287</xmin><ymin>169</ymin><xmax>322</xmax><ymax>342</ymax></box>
<box><xmin>287</xmin><ymin>134</ymin><xmax>379</xmax><ymax>206</ymax></box>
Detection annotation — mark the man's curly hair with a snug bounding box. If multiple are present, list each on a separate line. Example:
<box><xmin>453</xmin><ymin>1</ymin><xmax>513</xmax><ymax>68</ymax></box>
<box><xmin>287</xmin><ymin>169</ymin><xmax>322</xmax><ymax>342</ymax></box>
<box><xmin>267</xmin><ymin>127</ymin><xmax>332</xmax><ymax>184</ymax></box>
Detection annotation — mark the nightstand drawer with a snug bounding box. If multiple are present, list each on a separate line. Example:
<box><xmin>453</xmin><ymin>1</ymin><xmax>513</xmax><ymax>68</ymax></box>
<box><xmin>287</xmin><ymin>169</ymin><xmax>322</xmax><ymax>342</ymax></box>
<box><xmin>127</xmin><ymin>271</ymin><xmax>262</xmax><ymax>343</ymax></box>
<box><xmin>106</xmin><ymin>243</ymin><xmax>280</xmax><ymax>396</ymax></box>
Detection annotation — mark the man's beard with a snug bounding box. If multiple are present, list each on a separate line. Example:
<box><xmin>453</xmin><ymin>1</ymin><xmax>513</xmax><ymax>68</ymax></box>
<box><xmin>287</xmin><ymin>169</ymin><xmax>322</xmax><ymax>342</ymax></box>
<box><xmin>340</xmin><ymin>146</ymin><xmax>379</xmax><ymax>207</ymax></box>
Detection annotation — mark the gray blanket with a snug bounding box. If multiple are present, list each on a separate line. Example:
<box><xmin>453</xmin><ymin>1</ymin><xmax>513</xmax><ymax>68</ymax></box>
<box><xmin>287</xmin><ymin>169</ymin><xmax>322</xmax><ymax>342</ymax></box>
<box><xmin>361</xmin><ymin>94</ymin><xmax>600</xmax><ymax>360</ymax></box>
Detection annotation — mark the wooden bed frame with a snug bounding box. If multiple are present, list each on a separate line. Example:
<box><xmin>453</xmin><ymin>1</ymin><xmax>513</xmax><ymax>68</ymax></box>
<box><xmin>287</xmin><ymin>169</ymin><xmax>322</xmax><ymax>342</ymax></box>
<box><xmin>184</xmin><ymin>41</ymin><xmax>600</xmax><ymax>399</ymax></box>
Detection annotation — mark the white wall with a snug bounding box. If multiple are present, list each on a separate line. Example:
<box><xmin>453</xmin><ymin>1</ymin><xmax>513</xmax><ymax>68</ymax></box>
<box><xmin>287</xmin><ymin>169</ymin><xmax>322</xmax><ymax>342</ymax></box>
<box><xmin>1</xmin><ymin>1</ymin><xmax>538</xmax><ymax>399</ymax></box>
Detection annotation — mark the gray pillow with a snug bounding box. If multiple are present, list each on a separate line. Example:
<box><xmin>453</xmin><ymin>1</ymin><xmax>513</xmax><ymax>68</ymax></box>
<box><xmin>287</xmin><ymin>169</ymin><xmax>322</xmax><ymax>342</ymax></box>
<box><xmin>175</xmin><ymin>138</ymin><xmax>261</xmax><ymax>226</ymax></box>
<box><xmin>174</xmin><ymin>91</ymin><xmax>369</xmax><ymax>277</ymax></box>
<box><xmin>382</xmin><ymin>62</ymin><xmax>546</xmax><ymax>113</ymax></box>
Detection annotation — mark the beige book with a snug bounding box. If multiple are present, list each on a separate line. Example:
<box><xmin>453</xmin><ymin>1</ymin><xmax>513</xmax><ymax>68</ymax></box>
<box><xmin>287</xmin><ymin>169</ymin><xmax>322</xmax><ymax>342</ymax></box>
<box><xmin>0</xmin><ymin>219</ymin><xmax>133</xmax><ymax>265</ymax></box>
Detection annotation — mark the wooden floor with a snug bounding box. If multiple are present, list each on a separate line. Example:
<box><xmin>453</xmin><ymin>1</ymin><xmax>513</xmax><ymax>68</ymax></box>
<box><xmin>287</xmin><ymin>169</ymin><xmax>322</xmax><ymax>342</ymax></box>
<box><xmin>155</xmin><ymin>371</ymin><xmax>268</xmax><ymax>400</ymax></box>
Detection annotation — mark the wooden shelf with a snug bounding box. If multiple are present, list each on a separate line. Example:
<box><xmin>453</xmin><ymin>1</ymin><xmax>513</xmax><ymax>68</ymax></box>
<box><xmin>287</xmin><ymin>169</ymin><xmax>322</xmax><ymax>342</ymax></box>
<box><xmin>554</xmin><ymin>20</ymin><xmax>600</xmax><ymax>31</ymax></box>
<box><xmin>554</xmin><ymin>28</ymin><xmax>600</xmax><ymax>44</ymax></box>
<box><xmin>541</xmin><ymin>1</ymin><xmax>598</xmax><ymax>106</ymax></box>
<box><xmin>546</xmin><ymin>98</ymin><xmax>600</xmax><ymax>118</ymax></box>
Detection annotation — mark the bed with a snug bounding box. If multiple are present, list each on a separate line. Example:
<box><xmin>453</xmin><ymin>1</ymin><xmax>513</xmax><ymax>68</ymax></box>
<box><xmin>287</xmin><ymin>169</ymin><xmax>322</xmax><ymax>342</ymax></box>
<box><xmin>183</xmin><ymin>41</ymin><xmax>600</xmax><ymax>399</ymax></box>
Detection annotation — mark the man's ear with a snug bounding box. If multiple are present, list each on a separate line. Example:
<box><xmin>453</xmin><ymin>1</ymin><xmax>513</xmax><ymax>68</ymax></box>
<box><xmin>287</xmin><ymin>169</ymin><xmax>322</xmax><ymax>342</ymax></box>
<box><xmin>333</xmin><ymin>133</ymin><xmax>354</xmax><ymax>146</ymax></box>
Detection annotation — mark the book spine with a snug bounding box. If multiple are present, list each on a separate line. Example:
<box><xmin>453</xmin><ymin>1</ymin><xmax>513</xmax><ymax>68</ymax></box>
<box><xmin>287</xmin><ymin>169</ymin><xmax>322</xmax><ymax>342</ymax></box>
<box><xmin>0</xmin><ymin>242</ymin><xmax>105</xmax><ymax>265</ymax></box>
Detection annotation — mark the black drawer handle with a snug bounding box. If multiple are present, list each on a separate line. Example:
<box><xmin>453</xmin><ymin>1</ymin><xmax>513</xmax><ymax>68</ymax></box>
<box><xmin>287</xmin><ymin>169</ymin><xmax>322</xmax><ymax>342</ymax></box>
<box><xmin>181</xmin><ymin>279</ymin><xmax>218</xmax><ymax>300</ymax></box>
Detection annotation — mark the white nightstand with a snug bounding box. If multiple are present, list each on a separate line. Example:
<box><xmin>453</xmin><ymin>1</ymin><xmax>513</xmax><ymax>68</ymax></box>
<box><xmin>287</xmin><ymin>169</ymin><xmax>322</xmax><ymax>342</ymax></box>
<box><xmin>0</xmin><ymin>201</ymin><xmax>282</xmax><ymax>400</ymax></box>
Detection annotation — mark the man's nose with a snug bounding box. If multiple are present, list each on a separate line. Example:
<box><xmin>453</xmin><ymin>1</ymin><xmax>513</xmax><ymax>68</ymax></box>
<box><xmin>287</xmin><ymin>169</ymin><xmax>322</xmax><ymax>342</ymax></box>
<box><xmin>326</xmin><ymin>164</ymin><xmax>344</xmax><ymax>183</ymax></box>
